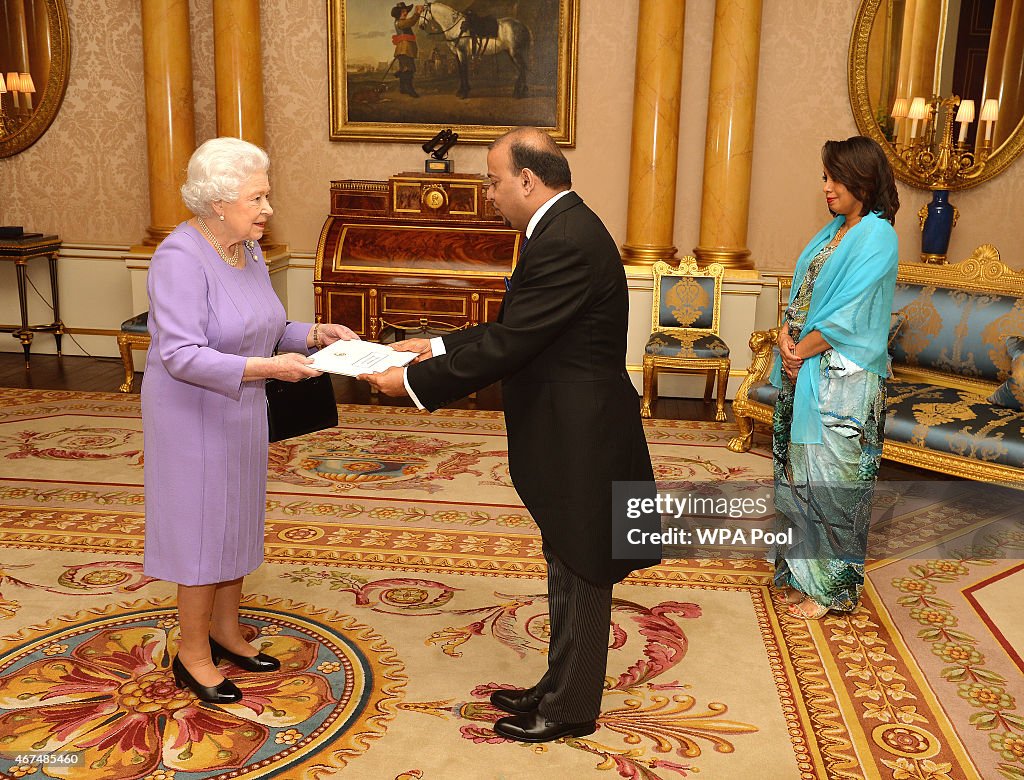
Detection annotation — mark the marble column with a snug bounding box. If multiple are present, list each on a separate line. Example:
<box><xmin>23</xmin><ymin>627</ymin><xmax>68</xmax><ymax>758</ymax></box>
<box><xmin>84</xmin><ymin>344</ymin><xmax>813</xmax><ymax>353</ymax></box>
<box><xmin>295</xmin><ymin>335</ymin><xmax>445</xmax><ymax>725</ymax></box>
<box><xmin>212</xmin><ymin>0</ymin><xmax>279</xmax><ymax>248</ymax></box>
<box><xmin>6</xmin><ymin>0</ymin><xmax>29</xmax><ymax>111</ymax></box>
<box><xmin>893</xmin><ymin>0</ymin><xmax>918</xmax><ymax>146</ymax></box>
<box><xmin>995</xmin><ymin>0</ymin><xmax>1024</xmax><ymax>148</ymax></box>
<box><xmin>982</xmin><ymin>0</ymin><xmax>1012</xmax><ymax>117</ymax></box>
<box><xmin>140</xmin><ymin>0</ymin><xmax>196</xmax><ymax>245</ymax></box>
<box><xmin>906</xmin><ymin>1</ymin><xmax>940</xmax><ymax>100</ymax></box>
<box><xmin>693</xmin><ymin>0</ymin><xmax>762</xmax><ymax>272</ymax></box>
<box><xmin>620</xmin><ymin>0</ymin><xmax>685</xmax><ymax>268</ymax></box>
<box><xmin>30</xmin><ymin>0</ymin><xmax>52</xmax><ymax>96</ymax></box>
<box><xmin>213</xmin><ymin>0</ymin><xmax>266</xmax><ymax>144</ymax></box>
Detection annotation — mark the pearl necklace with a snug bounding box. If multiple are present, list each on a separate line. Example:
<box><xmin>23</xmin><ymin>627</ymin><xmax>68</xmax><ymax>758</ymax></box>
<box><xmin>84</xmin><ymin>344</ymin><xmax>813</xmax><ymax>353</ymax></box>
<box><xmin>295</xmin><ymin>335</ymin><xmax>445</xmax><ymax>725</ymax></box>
<box><xmin>196</xmin><ymin>216</ymin><xmax>240</xmax><ymax>267</ymax></box>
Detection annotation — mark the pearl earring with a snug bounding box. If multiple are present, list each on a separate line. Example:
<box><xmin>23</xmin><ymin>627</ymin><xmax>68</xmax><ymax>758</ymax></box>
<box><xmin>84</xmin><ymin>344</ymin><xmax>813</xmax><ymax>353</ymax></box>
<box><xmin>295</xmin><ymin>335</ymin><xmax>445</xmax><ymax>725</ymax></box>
<box><xmin>219</xmin><ymin>214</ymin><xmax>225</xmax><ymax>221</ymax></box>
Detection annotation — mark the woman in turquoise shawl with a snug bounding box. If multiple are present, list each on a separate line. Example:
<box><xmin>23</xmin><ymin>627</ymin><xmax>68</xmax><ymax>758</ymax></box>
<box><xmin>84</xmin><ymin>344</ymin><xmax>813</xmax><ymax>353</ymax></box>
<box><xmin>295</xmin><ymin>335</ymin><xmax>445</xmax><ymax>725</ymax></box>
<box><xmin>770</xmin><ymin>136</ymin><xmax>899</xmax><ymax>620</ymax></box>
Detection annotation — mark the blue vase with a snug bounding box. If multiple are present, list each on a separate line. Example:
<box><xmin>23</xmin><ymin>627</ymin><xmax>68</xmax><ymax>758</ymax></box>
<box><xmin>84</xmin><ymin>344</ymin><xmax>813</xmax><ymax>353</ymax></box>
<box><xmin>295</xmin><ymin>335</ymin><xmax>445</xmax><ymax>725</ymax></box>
<box><xmin>921</xmin><ymin>189</ymin><xmax>954</xmax><ymax>262</ymax></box>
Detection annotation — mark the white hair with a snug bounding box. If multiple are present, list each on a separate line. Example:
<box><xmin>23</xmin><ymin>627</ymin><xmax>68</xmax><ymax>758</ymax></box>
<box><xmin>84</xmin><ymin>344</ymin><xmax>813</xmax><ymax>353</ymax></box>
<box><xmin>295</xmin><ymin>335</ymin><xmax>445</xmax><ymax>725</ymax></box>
<box><xmin>180</xmin><ymin>137</ymin><xmax>270</xmax><ymax>217</ymax></box>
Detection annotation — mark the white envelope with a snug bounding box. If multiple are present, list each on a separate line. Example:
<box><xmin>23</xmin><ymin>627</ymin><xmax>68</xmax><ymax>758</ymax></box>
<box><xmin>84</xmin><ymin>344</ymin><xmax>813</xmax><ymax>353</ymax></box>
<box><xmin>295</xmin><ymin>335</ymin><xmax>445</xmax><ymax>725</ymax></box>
<box><xmin>309</xmin><ymin>339</ymin><xmax>416</xmax><ymax>377</ymax></box>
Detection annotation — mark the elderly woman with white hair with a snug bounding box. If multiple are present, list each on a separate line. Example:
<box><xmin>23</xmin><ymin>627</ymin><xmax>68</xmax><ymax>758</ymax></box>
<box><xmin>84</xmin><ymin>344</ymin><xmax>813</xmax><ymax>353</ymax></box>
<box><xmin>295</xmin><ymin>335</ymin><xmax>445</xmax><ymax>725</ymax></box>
<box><xmin>142</xmin><ymin>137</ymin><xmax>356</xmax><ymax>703</ymax></box>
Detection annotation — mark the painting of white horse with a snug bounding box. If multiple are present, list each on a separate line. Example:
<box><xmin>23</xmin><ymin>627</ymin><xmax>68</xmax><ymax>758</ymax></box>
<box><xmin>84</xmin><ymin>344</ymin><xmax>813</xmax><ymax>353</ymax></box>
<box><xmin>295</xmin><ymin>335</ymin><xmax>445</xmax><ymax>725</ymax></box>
<box><xmin>331</xmin><ymin>0</ymin><xmax>578</xmax><ymax>144</ymax></box>
<box><xmin>420</xmin><ymin>2</ymin><xmax>532</xmax><ymax>99</ymax></box>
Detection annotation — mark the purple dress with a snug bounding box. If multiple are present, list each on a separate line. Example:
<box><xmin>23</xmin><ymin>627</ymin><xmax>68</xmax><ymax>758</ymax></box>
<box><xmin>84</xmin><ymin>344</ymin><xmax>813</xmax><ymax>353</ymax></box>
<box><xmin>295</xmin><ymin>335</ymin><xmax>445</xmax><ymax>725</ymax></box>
<box><xmin>142</xmin><ymin>223</ymin><xmax>310</xmax><ymax>586</ymax></box>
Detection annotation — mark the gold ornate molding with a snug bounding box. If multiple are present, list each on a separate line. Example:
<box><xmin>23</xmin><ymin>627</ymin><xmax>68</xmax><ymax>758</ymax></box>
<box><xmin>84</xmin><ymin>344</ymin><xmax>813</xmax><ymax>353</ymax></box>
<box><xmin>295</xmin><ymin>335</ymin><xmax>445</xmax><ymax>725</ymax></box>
<box><xmin>898</xmin><ymin>244</ymin><xmax>1024</xmax><ymax>294</ymax></box>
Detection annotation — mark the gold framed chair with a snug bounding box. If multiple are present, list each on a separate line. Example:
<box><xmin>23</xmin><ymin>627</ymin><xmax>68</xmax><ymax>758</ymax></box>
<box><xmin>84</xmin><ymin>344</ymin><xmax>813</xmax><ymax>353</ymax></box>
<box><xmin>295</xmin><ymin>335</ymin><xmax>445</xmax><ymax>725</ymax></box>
<box><xmin>117</xmin><ymin>312</ymin><xmax>150</xmax><ymax>392</ymax></box>
<box><xmin>641</xmin><ymin>258</ymin><xmax>730</xmax><ymax>421</ymax></box>
<box><xmin>777</xmin><ymin>275</ymin><xmax>793</xmax><ymax>326</ymax></box>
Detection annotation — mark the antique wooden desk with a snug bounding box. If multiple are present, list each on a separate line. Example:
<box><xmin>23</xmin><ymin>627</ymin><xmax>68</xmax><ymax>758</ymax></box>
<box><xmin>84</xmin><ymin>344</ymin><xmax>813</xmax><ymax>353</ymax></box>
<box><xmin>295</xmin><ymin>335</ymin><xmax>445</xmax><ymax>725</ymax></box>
<box><xmin>314</xmin><ymin>173</ymin><xmax>522</xmax><ymax>340</ymax></box>
<box><xmin>0</xmin><ymin>234</ymin><xmax>64</xmax><ymax>366</ymax></box>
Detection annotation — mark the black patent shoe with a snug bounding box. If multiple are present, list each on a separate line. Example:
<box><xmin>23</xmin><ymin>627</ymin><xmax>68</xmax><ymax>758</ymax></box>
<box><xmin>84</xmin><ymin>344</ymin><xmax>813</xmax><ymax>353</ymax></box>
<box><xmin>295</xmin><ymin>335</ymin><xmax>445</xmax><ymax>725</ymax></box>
<box><xmin>171</xmin><ymin>655</ymin><xmax>242</xmax><ymax>704</ymax></box>
<box><xmin>210</xmin><ymin>636</ymin><xmax>281</xmax><ymax>673</ymax></box>
<box><xmin>493</xmin><ymin>710</ymin><xmax>597</xmax><ymax>743</ymax></box>
<box><xmin>490</xmin><ymin>686</ymin><xmax>544</xmax><ymax>715</ymax></box>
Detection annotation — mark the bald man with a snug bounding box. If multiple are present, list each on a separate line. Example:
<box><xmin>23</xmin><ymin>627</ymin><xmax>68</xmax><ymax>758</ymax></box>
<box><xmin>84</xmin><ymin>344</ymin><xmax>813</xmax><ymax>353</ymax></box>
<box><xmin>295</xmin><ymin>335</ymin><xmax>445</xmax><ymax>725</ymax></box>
<box><xmin>362</xmin><ymin>127</ymin><xmax>660</xmax><ymax>743</ymax></box>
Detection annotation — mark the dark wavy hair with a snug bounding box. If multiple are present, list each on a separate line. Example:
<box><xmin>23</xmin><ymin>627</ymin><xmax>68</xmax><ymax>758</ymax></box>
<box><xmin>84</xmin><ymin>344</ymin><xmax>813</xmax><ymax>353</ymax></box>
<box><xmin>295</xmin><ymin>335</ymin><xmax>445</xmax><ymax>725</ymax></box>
<box><xmin>821</xmin><ymin>136</ymin><xmax>899</xmax><ymax>225</ymax></box>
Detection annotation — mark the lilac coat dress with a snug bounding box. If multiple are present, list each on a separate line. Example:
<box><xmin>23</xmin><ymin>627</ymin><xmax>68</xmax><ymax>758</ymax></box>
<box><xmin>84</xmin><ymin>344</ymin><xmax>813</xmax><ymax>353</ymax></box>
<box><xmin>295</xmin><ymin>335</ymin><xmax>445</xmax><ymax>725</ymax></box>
<box><xmin>142</xmin><ymin>223</ymin><xmax>310</xmax><ymax>586</ymax></box>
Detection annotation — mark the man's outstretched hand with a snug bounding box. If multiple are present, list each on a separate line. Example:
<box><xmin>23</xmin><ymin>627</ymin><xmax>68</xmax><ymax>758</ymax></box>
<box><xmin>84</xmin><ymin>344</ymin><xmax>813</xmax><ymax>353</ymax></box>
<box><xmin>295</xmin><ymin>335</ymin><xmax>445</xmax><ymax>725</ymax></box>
<box><xmin>391</xmin><ymin>338</ymin><xmax>433</xmax><ymax>363</ymax></box>
<box><xmin>359</xmin><ymin>365</ymin><xmax>409</xmax><ymax>397</ymax></box>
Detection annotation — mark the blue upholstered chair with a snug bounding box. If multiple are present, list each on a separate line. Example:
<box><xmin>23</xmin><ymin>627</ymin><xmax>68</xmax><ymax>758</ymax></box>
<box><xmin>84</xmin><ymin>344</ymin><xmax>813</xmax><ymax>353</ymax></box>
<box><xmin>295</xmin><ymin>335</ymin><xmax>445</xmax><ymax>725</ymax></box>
<box><xmin>641</xmin><ymin>258</ymin><xmax>730</xmax><ymax>421</ymax></box>
<box><xmin>117</xmin><ymin>312</ymin><xmax>150</xmax><ymax>392</ymax></box>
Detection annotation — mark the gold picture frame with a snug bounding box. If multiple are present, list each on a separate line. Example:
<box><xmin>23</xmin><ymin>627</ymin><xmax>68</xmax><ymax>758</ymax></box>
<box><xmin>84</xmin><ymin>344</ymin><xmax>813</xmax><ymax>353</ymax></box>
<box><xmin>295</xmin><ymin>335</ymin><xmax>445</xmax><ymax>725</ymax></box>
<box><xmin>328</xmin><ymin>0</ymin><xmax>578</xmax><ymax>146</ymax></box>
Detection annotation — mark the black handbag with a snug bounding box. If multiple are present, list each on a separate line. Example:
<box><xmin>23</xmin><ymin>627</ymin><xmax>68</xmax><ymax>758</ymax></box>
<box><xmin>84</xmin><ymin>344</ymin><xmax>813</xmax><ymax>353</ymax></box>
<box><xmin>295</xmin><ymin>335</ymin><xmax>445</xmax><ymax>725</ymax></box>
<box><xmin>266</xmin><ymin>330</ymin><xmax>339</xmax><ymax>442</ymax></box>
<box><xmin>266</xmin><ymin>373</ymin><xmax>338</xmax><ymax>442</ymax></box>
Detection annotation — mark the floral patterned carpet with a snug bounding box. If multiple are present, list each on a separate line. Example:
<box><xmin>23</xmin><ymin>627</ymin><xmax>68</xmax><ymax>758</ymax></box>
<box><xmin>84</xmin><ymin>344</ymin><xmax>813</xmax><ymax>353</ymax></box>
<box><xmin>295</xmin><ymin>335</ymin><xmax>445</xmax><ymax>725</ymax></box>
<box><xmin>0</xmin><ymin>388</ymin><xmax>1019</xmax><ymax>780</ymax></box>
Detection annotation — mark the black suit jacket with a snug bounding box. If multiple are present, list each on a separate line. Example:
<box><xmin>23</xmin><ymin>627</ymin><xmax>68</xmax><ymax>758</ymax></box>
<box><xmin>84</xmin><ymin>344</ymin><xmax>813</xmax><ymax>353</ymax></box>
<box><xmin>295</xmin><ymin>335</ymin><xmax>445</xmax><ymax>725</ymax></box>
<box><xmin>408</xmin><ymin>192</ymin><xmax>660</xmax><ymax>585</ymax></box>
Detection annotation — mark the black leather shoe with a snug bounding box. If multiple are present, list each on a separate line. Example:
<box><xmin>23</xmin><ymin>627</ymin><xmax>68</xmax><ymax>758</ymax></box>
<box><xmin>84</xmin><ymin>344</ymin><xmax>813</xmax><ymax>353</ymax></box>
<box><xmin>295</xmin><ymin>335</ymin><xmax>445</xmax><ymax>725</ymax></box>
<box><xmin>490</xmin><ymin>686</ymin><xmax>544</xmax><ymax>715</ymax></box>
<box><xmin>171</xmin><ymin>655</ymin><xmax>242</xmax><ymax>704</ymax></box>
<box><xmin>210</xmin><ymin>637</ymin><xmax>281</xmax><ymax>673</ymax></box>
<box><xmin>493</xmin><ymin>711</ymin><xmax>597</xmax><ymax>743</ymax></box>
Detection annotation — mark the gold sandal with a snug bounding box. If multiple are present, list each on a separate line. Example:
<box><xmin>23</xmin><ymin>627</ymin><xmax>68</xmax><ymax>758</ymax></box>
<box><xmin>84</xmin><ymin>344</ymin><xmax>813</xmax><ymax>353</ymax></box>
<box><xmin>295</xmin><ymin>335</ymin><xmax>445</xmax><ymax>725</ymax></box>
<box><xmin>787</xmin><ymin>597</ymin><xmax>829</xmax><ymax>620</ymax></box>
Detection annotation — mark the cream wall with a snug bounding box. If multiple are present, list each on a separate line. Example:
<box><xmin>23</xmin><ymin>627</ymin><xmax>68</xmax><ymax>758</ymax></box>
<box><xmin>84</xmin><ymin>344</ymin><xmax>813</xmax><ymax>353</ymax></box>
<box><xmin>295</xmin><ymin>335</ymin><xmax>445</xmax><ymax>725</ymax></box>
<box><xmin>1</xmin><ymin>0</ymin><xmax>1021</xmax><ymax>360</ymax></box>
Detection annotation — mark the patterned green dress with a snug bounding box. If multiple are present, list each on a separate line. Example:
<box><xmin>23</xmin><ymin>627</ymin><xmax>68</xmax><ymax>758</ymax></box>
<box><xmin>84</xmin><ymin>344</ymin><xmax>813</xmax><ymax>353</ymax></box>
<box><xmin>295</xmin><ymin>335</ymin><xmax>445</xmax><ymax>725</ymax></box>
<box><xmin>772</xmin><ymin>242</ymin><xmax>887</xmax><ymax>612</ymax></box>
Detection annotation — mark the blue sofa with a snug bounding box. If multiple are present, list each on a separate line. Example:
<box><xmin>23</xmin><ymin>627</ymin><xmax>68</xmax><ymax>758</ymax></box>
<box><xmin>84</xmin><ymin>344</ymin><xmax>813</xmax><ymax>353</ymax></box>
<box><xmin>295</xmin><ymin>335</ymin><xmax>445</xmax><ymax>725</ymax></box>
<box><xmin>728</xmin><ymin>245</ymin><xmax>1024</xmax><ymax>485</ymax></box>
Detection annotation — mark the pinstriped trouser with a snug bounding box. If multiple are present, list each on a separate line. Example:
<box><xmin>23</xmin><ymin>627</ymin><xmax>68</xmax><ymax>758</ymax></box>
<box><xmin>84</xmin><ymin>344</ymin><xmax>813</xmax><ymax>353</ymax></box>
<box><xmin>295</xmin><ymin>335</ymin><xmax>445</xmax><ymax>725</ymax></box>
<box><xmin>535</xmin><ymin>542</ymin><xmax>613</xmax><ymax>723</ymax></box>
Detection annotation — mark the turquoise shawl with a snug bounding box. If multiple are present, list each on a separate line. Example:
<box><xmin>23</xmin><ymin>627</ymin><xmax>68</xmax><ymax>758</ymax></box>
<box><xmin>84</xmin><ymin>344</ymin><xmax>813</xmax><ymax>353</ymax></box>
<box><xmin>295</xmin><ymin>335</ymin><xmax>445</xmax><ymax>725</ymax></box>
<box><xmin>770</xmin><ymin>211</ymin><xmax>898</xmax><ymax>444</ymax></box>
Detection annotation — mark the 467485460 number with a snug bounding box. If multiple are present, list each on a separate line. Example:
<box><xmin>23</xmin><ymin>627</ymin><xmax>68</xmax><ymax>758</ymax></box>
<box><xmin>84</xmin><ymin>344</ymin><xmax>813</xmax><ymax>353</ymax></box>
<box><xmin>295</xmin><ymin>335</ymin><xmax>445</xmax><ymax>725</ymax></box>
<box><xmin>6</xmin><ymin>751</ymin><xmax>82</xmax><ymax>765</ymax></box>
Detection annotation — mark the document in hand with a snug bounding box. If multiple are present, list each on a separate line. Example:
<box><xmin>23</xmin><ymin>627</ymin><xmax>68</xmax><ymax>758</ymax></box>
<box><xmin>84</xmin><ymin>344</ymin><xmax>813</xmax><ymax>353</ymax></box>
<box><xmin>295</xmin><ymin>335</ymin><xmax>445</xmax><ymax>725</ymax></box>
<box><xmin>309</xmin><ymin>339</ymin><xmax>416</xmax><ymax>377</ymax></box>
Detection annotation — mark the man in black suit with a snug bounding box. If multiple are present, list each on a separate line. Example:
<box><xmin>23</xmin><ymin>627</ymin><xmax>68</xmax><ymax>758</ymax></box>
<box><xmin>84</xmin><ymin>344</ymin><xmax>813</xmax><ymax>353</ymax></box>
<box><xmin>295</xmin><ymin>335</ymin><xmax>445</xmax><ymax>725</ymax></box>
<box><xmin>361</xmin><ymin>127</ymin><xmax>660</xmax><ymax>743</ymax></box>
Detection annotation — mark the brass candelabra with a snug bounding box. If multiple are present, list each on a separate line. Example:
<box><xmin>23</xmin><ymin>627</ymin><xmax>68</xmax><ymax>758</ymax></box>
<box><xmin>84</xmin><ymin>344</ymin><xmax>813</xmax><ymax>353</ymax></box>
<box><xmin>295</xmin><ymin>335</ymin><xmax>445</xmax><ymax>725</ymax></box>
<box><xmin>899</xmin><ymin>95</ymin><xmax>990</xmax><ymax>189</ymax></box>
<box><xmin>893</xmin><ymin>95</ymin><xmax>998</xmax><ymax>263</ymax></box>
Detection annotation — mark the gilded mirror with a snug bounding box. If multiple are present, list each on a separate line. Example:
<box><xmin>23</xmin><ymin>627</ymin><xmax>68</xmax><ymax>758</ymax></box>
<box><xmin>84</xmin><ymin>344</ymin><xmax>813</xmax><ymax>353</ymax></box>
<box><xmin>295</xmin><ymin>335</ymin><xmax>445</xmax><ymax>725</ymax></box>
<box><xmin>849</xmin><ymin>0</ymin><xmax>1024</xmax><ymax>190</ymax></box>
<box><xmin>0</xmin><ymin>0</ymin><xmax>70</xmax><ymax>158</ymax></box>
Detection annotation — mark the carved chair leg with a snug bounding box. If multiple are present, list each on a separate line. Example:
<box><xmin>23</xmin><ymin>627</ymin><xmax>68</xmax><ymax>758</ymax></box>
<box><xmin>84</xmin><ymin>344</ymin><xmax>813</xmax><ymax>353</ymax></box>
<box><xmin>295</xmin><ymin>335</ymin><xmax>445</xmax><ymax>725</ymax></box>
<box><xmin>117</xmin><ymin>334</ymin><xmax>135</xmax><ymax>393</ymax></box>
<box><xmin>728</xmin><ymin>413</ymin><xmax>753</xmax><ymax>452</ymax></box>
<box><xmin>703</xmin><ymin>371</ymin><xmax>715</xmax><ymax>402</ymax></box>
<box><xmin>641</xmin><ymin>357</ymin><xmax>655</xmax><ymax>418</ymax></box>
<box><xmin>715</xmin><ymin>365</ymin><xmax>729</xmax><ymax>421</ymax></box>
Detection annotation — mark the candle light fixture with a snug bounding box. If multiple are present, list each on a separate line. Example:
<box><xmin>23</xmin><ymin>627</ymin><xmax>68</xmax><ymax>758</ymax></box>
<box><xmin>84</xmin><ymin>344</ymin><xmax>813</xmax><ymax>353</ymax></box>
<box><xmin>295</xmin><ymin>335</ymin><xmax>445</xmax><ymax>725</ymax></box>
<box><xmin>889</xmin><ymin>97</ymin><xmax>909</xmax><ymax>141</ymax></box>
<box><xmin>18</xmin><ymin>73</ymin><xmax>35</xmax><ymax>111</ymax></box>
<box><xmin>979</xmin><ymin>98</ymin><xmax>1000</xmax><ymax>146</ymax></box>
<box><xmin>954</xmin><ymin>99</ymin><xmax>974</xmax><ymax>144</ymax></box>
<box><xmin>5</xmin><ymin>73</ymin><xmax>20</xmax><ymax>111</ymax></box>
<box><xmin>0</xmin><ymin>69</ymin><xmax>37</xmax><ymax>134</ymax></box>
<box><xmin>0</xmin><ymin>77</ymin><xmax>8</xmax><ymax>136</ymax></box>
<box><xmin>906</xmin><ymin>97</ymin><xmax>928</xmax><ymax>142</ymax></box>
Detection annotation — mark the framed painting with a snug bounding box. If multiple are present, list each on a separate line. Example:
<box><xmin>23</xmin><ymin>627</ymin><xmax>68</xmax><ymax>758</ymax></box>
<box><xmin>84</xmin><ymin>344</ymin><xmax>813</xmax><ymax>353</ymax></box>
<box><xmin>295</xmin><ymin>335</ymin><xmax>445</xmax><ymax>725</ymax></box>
<box><xmin>327</xmin><ymin>0</ymin><xmax>578</xmax><ymax>145</ymax></box>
